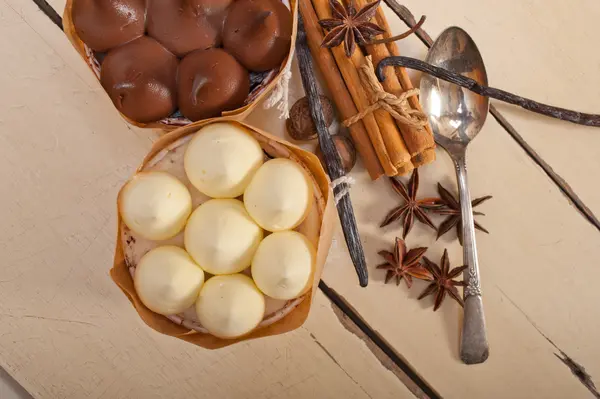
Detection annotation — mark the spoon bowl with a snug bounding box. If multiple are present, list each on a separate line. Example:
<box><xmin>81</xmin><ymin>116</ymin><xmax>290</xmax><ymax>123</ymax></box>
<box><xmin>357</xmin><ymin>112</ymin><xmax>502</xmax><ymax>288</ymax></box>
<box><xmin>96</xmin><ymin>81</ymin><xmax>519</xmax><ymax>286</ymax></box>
<box><xmin>420</xmin><ymin>27</ymin><xmax>490</xmax><ymax>365</ymax></box>
<box><xmin>421</xmin><ymin>27</ymin><xmax>489</xmax><ymax>151</ymax></box>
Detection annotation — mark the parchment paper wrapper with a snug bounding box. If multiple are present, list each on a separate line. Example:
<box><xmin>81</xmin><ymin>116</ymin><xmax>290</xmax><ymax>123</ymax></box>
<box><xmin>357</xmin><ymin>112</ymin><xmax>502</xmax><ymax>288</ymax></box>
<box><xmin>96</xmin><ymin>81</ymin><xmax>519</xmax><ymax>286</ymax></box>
<box><xmin>63</xmin><ymin>0</ymin><xmax>298</xmax><ymax>130</ymax></box>
<box><xmin>111</xmin><ymin>120</ymin><xmax>335</xmax><ymax>349</ymax></box>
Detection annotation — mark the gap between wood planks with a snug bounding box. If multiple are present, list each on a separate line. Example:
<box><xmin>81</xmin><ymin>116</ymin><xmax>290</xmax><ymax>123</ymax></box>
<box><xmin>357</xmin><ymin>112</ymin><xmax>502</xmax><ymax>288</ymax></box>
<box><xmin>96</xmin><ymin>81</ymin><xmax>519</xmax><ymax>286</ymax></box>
<box><xmin>31</xmin><ymin>0</ymin><xmax>62</xmax><ymax>29</ymax></box>
<box><xmin>319</xmin><ymin>281</ymin><xmax>441</xmax><ymax>399</ymax></box>
<box><xmin>28</xmin><ymin>0</ymin><xmax>599</xmax><ymax>397</ymax></box>
<box><xmin>495</xmin><ymin>286</ymin><xmax>600</xmax><ymax>399</ymax></box>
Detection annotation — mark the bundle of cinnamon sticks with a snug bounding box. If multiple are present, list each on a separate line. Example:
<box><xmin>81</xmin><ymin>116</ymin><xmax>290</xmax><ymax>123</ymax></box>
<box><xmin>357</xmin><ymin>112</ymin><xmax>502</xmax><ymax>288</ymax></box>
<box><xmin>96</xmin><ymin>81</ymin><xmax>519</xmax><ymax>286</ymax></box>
<box><xmin>299</xmin><ymin>0</ymin><xmax>435</xmax><ymax>179</ymax></box>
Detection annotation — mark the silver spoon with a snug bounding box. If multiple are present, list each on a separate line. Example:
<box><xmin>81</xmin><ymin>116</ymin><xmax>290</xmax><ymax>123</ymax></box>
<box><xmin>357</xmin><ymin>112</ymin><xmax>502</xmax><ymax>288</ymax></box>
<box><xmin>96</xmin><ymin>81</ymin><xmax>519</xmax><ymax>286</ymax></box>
<box><xmin>419</xmin><ymin>27</ymin><xmax>489</xmax><ymax>364</ymax></box>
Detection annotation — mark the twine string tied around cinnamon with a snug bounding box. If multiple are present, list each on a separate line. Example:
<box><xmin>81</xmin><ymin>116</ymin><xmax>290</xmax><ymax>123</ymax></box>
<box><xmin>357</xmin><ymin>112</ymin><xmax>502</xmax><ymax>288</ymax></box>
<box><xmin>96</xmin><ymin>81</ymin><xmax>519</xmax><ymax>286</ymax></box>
<box><xmin>343</xmin><ymin>56</ymin><xmax>428</xmax><ymax>129</ymax></box>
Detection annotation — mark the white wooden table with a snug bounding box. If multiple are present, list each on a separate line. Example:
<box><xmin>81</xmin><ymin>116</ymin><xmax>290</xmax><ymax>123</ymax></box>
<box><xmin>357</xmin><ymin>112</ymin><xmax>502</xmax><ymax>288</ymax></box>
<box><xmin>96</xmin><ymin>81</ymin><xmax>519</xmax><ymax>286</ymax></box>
<box><xmin>1</xmin><ymin>0</ymin><xmax>599</xmax><ymax>398</ymax></box>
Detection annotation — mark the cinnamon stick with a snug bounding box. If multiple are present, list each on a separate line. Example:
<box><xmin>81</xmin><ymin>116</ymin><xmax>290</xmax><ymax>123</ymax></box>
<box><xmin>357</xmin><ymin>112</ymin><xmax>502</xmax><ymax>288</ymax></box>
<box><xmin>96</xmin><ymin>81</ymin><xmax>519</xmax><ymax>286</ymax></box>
<box><xmin>312</xmin><ymin>0</ymin><xmax>411</xmax><ymax>176</ymax></box>
<box><xmin>311</xmin><ymin>0</ymin><xmax>397</xmax><ymax>176</ymax></box>
<box><xmin>347</xmin><ymin>42</ymin><xmax>413</xmax><ymax>176</ymax></box>
<box><xmin>342</xmin><ymin>0</ymin><xmax>411</xmax><ymax>174</ymax></box>
<box><xmin>377</xmin><ymin>9</ymin><xmax>429</xmax><ymax>126</ymax></box>
<box><xmin>373</xmin><ymin>5</ymin><xmax>436</xmax><ymax>167</ymax></box>
<box><xmin>299</xmin><ymin>0</ymin><xmax>384</xmax><ymax>180</ymax></box>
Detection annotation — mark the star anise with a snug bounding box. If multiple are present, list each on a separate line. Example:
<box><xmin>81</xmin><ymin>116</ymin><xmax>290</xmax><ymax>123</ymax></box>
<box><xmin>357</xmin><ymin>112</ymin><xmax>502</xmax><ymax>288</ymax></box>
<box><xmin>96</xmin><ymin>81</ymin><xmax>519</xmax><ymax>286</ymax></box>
<box><xmin>432</xmin><ymin>183</ymin><xmax>492</xmax><ymax>245</ymax></box>
<box><xmin>380</xmin><ymin>169</ymin><xmax>442</xmax><ymax>239</ymax></box>
<box><xmin>319</xmin><ymin>0</ymin><xmax>386</xmax><ymax>57</ymax></box>
<box><xmin>418</xmin><ymin>249</ymin><xmax>467</xmax><ymax>311</ymax></box>
<box><xmin>377</xmin><ymin>237</ymin><xmax>432</xmax><ymax>288</ymax></box>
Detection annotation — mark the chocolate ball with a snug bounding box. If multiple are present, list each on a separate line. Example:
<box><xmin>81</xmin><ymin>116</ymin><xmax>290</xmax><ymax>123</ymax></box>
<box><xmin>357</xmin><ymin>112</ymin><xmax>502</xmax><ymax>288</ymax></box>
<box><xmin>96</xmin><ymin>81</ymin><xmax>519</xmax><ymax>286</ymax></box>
<box><xmin>178</xmin><ymin>49</ymin><xmax>250</xmax><ymax>121</ymax></box>
<box><xmin>147</xmin><ymin>0</ymin><xmax>233</xmax><ymax>57</ymax></box>
<box><xmin>222</xmin><ymin>0</ymin><xmax>292</xmax><ymax>72</ymax></box>
<box><xmin>72</xmin><ymin>0</ymin><xmax>146</xmax><ymax>52</ymax></box>
<box><xmin>100</xmin><ymin>37</ymin><xmax>179</xmax><ymax>123</ymax></box>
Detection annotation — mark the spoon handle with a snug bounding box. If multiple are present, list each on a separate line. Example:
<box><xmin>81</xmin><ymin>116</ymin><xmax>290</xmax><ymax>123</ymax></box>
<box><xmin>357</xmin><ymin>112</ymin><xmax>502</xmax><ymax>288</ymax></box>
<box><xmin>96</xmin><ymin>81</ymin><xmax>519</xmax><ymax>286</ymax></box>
<box><xmin>454</xmin><ymin>154</ymin><xmax>489</xmax><ymax>364</ymax></box>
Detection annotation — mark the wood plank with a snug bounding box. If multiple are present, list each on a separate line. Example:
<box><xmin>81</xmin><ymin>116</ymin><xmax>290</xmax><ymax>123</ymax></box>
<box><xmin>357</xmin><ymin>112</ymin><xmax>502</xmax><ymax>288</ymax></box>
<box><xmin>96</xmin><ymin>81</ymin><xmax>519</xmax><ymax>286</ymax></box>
<box><xmin>0</xmin><ymin>1</ymin><xmax>420</xmax><ymax>398</ymax></box>
<box><xmin>16</xmin><ymin>0</ymin><xmax>600</xmax><ymax>397</ymax></box>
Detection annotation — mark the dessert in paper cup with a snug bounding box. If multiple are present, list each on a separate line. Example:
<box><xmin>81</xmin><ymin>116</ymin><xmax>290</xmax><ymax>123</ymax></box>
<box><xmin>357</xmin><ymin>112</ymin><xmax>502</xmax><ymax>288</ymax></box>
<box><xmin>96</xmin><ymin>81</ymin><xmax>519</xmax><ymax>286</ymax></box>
<box><xmin>63</xmin><ymin>0</ymin><xmax>298</xmax><ymax>129</ymax></box>
<box><xmin>111</xmin><ymin>120</ymin><xmax>335</xmax><ymax>349</ymax></box>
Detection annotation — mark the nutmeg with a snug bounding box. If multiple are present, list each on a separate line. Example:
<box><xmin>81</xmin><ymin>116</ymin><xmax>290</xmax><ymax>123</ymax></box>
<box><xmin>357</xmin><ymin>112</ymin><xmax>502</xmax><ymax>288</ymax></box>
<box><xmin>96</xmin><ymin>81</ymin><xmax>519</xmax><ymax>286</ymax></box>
<box><xmin>286</xmin><ymin>96</ymin><xmax>334</xmax><ymax>142</ymax></box>
<box><xmin>316</xmin><ymin>135</ymin><xmax>357</xmax><ymax>175</ymax></box>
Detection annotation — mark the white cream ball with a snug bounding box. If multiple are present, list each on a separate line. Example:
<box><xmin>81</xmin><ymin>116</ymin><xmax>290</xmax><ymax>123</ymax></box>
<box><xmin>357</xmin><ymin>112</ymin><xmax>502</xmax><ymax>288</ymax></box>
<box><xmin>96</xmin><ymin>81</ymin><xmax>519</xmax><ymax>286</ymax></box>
<box><xmin>251</xmin><ymin>231</ymin><xmax>315</xmax><ymax>300</ymax></box>
<box><xmin>134</xmin><ymin>246</ymin><xmax>205</xmax><ymax>315</ymax></box>
<box><xmin>119</xmin><ymin>172</ymin><xmax>192</xmax><ymax>241</ymax></box>
<box><xmin>184</xmin><ymin>123</ymin><xmax>264</xmax><ymax>198</ymax></box>
<box><xmin>184</xmin><ymin>199</ymin><xmax>263</xmax><ymax>275</ymax></box>
<box><xmin>243</xmin><ymin>158</ymin><xmax>313</xmax><ymax>232</ymax></box>
<box><xmin>195</xmin><ymin>274</ymin><xmax>265</xmax><ymax>339</ymax></box>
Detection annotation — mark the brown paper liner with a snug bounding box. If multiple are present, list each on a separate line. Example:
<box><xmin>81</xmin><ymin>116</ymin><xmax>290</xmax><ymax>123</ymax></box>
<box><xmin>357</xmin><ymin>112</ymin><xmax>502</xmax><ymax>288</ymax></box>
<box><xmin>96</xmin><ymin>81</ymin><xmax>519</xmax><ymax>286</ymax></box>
<box><xmin>111</xmin><ymin>120</ymin><xmax>335</xmax><ymax>349</ymax></box>
<box><xmin>62</xmin><ymin>0</ymin><xmax>299</xmax><ymax>131</ymax></box>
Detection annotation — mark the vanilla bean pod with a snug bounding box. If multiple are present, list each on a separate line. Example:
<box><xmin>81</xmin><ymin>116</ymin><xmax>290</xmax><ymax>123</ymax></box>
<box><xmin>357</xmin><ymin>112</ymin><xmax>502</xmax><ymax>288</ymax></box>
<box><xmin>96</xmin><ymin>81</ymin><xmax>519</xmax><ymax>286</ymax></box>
<box><xmin>380</xmin><ymin>0</ymin><xmax>600</xmax><ymax>127</ymax></box>
<box><xmin>381</xmin><ymin>0</ymin><xmax>434</xmax><ymax>46</ymax></box>
<box><xmin>296</xmin><ymin>14</ymin><xmax>369</xmax><ymax>287</ymax></box>
<box><xmin>376</xmin><ymin>56</ymin><xmax>600</xmax><ymax>127</ymax></box>
<box><xmin>368</xmin><ymin>15</ymin><xmax>426</xmax><ymax>45</ymax></box>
